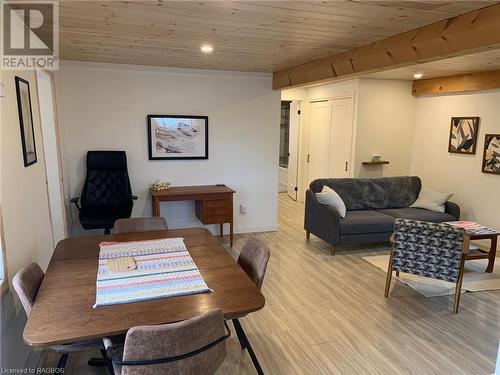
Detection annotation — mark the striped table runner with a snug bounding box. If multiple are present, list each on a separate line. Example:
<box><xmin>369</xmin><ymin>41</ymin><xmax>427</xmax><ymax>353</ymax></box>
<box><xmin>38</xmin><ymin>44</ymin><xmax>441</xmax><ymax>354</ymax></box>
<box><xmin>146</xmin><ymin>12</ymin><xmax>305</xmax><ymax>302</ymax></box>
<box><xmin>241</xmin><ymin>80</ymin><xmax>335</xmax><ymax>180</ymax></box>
<box><xmin>94</xmin><ymin>238</ymin><xmax>211</xmax><ymax>307</ymax></box>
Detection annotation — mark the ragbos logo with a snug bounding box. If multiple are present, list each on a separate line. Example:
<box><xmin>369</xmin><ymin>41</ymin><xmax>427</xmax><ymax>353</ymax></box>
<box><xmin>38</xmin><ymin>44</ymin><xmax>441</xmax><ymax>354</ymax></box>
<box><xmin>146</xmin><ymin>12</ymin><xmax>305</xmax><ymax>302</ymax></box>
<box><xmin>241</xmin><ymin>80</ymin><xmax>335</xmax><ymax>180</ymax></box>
<box><xmin>1</xmin><ymin>1</ymin><xmax>59</xmax><ymax>69</ymax></box>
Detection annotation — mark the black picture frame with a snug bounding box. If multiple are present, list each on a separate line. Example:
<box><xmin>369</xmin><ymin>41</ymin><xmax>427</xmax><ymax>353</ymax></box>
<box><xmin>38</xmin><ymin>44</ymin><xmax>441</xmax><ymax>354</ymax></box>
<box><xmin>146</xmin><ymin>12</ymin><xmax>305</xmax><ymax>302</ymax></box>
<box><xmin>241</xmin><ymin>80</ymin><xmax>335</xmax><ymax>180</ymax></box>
<box><xmin>482</xmin><ymin>134</ymin><xmax>500</xmax><ymax>175</ymax></box>
<box><xmin>448</xmin><ymin>116</ymin><xmax>480</xmax><ymax>155</ymax></box>
<box><xmin>147</xmin><ymin>115</ymin><xmax>208</xmax><ymax>160</ymax></box>
<box><xmin>15</xmin><ymin>76</ymin><xmax>37</xmax><ymax>167</ymax></box>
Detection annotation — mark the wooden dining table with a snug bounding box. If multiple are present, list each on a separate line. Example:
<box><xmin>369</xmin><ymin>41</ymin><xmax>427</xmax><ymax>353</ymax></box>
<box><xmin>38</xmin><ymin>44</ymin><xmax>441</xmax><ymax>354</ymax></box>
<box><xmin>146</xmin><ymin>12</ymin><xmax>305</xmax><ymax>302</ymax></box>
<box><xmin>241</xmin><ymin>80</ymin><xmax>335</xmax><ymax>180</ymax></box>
<box><xmin>23</xmin><ymin>228</ymin><xmax>265</xmax><ymax>348</ymax></box>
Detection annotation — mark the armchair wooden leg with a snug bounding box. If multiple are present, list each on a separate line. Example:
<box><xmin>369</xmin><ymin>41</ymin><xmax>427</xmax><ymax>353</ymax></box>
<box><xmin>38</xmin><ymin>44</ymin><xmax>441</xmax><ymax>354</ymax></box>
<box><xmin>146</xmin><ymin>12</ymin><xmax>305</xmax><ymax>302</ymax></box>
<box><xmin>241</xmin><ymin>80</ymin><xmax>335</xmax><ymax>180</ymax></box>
<box><xmin>306</xmin><ymin>231</ymin><xmax>310</xmax><ymax>240</ymax></box>
<box><xmin>331</xmin><ymin>246</ymin><xmax>336</xmax><ymax>256</ymax></box>
<box><xmin>384</xmin><ymin>251</ymin><xmax>394</xmax><ymax>298</ymax></box>
<box><xmin>453</xmin><ymin>257</ymin><xmax>466</xmax><ymax>314</ymax></box>
<box><xmin>395</xmin><ymin>271</ymin><xmax>400</xmax><ymax>277</ymax></box>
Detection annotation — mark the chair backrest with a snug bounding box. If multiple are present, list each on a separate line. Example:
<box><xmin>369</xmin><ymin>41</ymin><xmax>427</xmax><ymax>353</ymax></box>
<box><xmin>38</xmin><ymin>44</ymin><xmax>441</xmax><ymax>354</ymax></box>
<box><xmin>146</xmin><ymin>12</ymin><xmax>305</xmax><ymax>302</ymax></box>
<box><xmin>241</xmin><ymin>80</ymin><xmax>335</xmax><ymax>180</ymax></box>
<box><xmin>114</xmin><ymin>217</ymin><xmax>168</xmax><ymax>234</ymax></box>
<box><xmin>80</xmin><ymin>151</ymin><xmax>133</xmax><ymax>210</ymax></box>
<box><xmin>12</xmin><ymin>263</ymin><xmax>44</xmax><ymax>316</ymax></box>
<box><xmin>392</xmin><ymin>219</ymin><xmax>465</xmax><ymax>283</ymax></box>
<box><xmin>238</xmin><ymin>238</ymin><xmax>270</xmax><ymax>290</ymax></box>
<box><xmin>120</xmin><ymin>309</ymin><xmax>226</xmax><ymax>375</ymax></box>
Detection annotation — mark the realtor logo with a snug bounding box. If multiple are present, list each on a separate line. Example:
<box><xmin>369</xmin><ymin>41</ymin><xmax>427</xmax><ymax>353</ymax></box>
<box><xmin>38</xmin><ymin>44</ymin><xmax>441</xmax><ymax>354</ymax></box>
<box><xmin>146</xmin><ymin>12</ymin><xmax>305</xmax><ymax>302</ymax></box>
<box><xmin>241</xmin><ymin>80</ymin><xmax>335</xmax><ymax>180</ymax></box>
<box><xmin>1</xmin><ymin>1</ymin><xmax>59</xmax><ymax>70</ymax></box>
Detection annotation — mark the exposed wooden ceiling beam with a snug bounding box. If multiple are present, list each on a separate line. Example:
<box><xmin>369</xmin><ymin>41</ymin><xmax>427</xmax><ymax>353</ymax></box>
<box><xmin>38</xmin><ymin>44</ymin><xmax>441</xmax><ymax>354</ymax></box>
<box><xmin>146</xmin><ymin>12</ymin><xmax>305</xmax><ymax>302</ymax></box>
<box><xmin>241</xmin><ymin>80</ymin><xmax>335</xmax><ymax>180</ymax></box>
<box><xmin>273</xmin><ymin>3</ymin><xmax>500</xmax><ymax>90</ymax></box>
<box><xmin>412</xmin><ymin>69</ymin><xmax>500</xmax><ymax>96</ymax></box>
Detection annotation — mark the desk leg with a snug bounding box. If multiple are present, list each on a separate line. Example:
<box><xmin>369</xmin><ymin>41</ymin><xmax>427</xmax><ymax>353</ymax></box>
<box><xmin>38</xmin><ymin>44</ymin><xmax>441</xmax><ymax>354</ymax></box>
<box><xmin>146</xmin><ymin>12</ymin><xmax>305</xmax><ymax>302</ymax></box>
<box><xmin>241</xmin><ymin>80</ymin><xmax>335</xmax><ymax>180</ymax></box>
<box><xmin>220</xmin><ymin>223</ymin><xmax>223</xmax><ymax>236</ymax></box>
<box><xmin>486</xmin><ymin>236</ymin><xmax>498</xmax><ymax>273</ymax></box>
<box><xmin>230</xmin><ymin>220</ymin><xmax>234</xmax><ymax>248</ymax></box>
<box><xmin>152</xmin><ymin>197</ymin><xmax>160</xmax><ymax>217</ymax></box>
<box><xmin>230</xmin><ymin>195</ymin><xmax>234</xmax><ymax>248</ymax></box>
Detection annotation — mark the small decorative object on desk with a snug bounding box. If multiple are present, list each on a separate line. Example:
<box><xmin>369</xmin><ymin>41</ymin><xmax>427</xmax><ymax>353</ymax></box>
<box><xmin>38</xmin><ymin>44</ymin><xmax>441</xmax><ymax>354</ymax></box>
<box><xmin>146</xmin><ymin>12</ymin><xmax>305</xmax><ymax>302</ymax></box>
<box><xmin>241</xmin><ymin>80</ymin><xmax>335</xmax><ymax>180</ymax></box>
<box><xmin>444</xmin><ymin>221</ymin><xmax>498</xmax><ymax>235</ymax></box>
<box><xmin>151</xmin><ymin>181</ymin><xmax>171</xmax><ymax>191</ymax></box>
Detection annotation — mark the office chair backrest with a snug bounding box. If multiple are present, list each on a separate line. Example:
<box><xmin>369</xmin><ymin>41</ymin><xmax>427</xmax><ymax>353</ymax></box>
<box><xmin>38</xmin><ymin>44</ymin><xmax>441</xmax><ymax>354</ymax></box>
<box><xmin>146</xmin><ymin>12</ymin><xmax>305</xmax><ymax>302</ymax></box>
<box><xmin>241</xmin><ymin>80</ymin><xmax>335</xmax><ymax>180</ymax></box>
<box><xmin>392</xmin><ymin>219</ymin><xmax>465</xmax><ymax>283</ymax></box>
<box><xmin>238</xmin><ymin>238</ymin><xmax>270</xmax><ymax>291</ymax></box>
<box><xmin>120</xmin><ymin>309</ymin><xmax>227</xmax><ymax>375</ymax></box>
<box><xmin>81</xmin><ymin>151</ymin><xmax>133</xmax><ymax>210</ymax></box>
<box><xmin>114</xmin><ymin>217</ymin><xmax>168</xmax><ymax>234</ymax></box>
<box><xmin>12</xmin><ymin>262</ymin><xmax>44</xmax><ymax>316</ymax></box>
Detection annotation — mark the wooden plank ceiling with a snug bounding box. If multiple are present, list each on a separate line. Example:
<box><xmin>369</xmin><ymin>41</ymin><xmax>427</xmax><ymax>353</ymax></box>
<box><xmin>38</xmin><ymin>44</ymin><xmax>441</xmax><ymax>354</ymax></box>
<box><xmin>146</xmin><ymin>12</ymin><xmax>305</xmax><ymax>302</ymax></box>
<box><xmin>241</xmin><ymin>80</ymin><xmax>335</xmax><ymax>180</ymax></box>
<box><xmin>57</xmin><ymin>0</ymin><xmax>495</xmax><ymax>73</ymax></box>
<box><xmin>368</xmin><ymin>49</ymin><xmax>500</xmax><ymax>81</ymax></box>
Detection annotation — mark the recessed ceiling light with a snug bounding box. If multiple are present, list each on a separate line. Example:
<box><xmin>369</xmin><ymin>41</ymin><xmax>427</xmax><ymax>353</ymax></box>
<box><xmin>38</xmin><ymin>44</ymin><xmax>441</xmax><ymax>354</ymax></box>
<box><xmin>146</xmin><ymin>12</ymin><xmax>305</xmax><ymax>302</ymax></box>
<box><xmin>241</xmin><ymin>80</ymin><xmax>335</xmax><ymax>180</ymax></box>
<box><xmin>413</xmin><ymin>73</ymin><xmax>423</xmax><ymax>79</ymax></box>
<box><xmin>201</xmin><ymin>44</ymin><xmax>213</xmax><ymax>54</ymax></box>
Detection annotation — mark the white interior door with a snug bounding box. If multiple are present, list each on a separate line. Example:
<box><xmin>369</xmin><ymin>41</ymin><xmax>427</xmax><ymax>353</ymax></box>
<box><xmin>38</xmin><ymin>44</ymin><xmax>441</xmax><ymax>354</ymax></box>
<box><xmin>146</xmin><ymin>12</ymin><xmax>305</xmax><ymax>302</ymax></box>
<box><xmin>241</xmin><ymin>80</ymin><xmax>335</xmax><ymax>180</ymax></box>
<box><xmin>329</xmin><ymin>98</ymin><xmax>354</xmax><ymax>177</ymax></box>
<box><xmin>36</xmin><ymin>70</ymin><xmax>68</xmax><ymax>245</ymax></box>
<box><xmin>287</xmin><ymin>101</ymin><xmax>301</xmax><ymax>200</ymax></box>
<box><xmin>307</xmin><ymin>100</ymin><xmax>332</xmax><ymax>184</ymax></box>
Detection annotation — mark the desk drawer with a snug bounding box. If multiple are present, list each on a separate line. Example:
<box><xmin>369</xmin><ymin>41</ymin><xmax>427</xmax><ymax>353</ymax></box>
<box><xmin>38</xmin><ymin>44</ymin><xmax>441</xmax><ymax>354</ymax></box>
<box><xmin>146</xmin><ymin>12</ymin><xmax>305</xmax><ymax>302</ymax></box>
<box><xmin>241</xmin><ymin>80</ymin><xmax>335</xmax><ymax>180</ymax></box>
<box><xmin>204</xmin><ymin>199</ymin><xmax>229</xmax><ymax>209</ymax></box>
<box><xmin>196</xmin><ymin>199</ymin><xmax>231</xmax><ymax>224</ymax></box>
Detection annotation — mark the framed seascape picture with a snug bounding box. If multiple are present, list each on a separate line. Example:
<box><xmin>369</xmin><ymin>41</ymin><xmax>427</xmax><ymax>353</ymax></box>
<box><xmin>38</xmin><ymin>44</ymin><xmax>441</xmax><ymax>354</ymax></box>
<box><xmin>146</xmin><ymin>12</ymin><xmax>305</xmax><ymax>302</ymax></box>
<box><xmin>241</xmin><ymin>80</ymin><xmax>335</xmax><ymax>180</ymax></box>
<box><xmin>148</xmin><ymin>115</ymin><xmax>208</xmax><ymax>160</ymax></box>
<box><xmin>15</xmin><ymin>77</ymin><xmax>37</xmax><ymax>167</ymax></box>
<box><xmin>482</xmin><ymin>134</ymin><xmax>500</xmax><ymax>175</ymax></box>
<box><xmin>448</xmin><ymin>117</ymin><xmax>480</xmax><ymax>154</ymax></box>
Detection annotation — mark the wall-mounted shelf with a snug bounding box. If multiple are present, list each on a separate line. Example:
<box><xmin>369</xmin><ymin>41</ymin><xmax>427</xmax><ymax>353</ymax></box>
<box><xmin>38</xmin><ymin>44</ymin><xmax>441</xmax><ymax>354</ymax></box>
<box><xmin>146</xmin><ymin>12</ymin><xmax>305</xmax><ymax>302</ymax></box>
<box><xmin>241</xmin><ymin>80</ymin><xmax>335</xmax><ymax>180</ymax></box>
<box><xmin>362</xmin><ymin>161</ymin><xmax>390</xmax><ymax>166</ymax></box>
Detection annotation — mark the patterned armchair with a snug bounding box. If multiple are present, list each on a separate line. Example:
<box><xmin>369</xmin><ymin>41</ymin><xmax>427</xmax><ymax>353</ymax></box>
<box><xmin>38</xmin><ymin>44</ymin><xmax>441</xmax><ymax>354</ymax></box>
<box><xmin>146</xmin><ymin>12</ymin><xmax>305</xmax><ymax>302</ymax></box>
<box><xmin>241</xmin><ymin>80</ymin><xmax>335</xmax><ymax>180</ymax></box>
<box><xmin>384</xmin><ymin>219</ymin><xmax>469</xmax><ymax>313</ymax></box>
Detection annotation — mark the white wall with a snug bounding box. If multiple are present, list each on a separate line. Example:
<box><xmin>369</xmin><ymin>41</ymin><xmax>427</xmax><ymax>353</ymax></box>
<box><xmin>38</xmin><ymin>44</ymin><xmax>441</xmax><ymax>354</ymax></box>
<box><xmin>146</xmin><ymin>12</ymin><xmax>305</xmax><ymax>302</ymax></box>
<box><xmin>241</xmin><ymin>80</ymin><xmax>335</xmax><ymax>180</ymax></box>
<box><xmin>55</xmin><ymin>62</ymin><xmax>280</xmax><ymax>236</ymax></box>
<box><xmin>355</xmin><ymin>79</ymin><xmax>416</xmax><ymax>177</ymax></box>
<box><xmin>411</xmin><ymin>90</ymin><xmax>500</xmax><ymax>233</ymax></box>
<box><xmin>283</xmin><ymin>78</ymin><xmax>417</xmax><ymax>201</ymax></box>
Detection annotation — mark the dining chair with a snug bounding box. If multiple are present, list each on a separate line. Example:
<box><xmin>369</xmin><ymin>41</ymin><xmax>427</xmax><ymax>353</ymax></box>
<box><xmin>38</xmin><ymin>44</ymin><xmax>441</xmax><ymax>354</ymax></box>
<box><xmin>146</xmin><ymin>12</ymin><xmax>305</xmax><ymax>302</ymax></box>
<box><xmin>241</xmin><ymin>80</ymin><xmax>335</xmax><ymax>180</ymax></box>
<box><xmin>113</xmin><ymin>217</ymin><xmax>168</xmax><ymax>234</ymax></box>
<box><xmin>384</xmin><ymin>219</ymin><xmax>468</xmax><ymax>313</ymax></box>
<box><xmin>103</xmin><ymin>309</ymin><xmax>229</xmax><ymax>375</ymax></box>
<box><xmin>232</xmin><ymin>237</ymin><xmax>270</xmax><ymax>375</ymax></box>
<box><xmin>12</xmin><ymin>263</ymin><xmax>106</xmax><ymax>370</ymax></box>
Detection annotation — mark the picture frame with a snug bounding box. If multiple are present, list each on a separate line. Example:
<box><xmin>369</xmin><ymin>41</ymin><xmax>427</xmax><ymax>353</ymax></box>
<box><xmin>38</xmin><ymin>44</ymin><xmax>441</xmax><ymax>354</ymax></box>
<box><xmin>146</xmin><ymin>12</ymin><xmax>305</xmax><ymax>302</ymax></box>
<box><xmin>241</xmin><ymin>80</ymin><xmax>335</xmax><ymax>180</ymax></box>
<box><xmin>147</xmin><ymin>115</ymin><xmax>208</xmax><ymax>160</ymax></box>
<box><xmin>482</xmin><ymin>134</ymin><xmax>500</xmax><ymax>175</ymax></box>
<box><xmin>15</xmin><ymin>76</ymin><xmax>37</xmax><ymax>167</ymax></box>
<box><xmin>448</xmin><ymin>117</ymin><xmax>480</xmax><ymax>155</ymax></box>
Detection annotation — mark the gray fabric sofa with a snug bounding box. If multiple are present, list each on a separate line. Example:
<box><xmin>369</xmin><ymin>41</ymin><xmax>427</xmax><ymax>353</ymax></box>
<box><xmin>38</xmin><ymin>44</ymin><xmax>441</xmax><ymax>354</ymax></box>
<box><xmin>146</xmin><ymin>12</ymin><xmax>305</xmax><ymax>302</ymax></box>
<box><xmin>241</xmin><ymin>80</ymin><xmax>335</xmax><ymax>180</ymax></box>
<box><xmin>304</xmin><ymin>176</ymin><xmax>460</xmax><ymax>251</ymax></box>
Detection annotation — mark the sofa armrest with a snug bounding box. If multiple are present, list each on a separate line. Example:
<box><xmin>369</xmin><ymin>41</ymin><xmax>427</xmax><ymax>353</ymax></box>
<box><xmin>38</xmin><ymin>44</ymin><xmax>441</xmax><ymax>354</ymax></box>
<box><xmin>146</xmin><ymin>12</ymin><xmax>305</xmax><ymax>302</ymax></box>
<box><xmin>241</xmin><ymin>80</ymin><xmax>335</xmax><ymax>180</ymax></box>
<box><xmin>445</xmin><ymin>201</ymin><xmax>460</xmax><ymax>220</ymax></box>
<box><xmin>304</xmin><ymin>189</ymin><xmax>341</xmax><ymax>246</ymax></box>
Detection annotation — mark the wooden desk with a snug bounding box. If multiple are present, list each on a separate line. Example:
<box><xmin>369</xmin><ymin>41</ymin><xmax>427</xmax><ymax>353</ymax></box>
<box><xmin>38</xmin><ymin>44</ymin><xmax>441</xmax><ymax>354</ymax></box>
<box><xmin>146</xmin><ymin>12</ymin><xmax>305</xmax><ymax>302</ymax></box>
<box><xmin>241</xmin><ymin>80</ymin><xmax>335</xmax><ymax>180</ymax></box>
<box><xmin>151</xmin><ymin>185</ymin><xmax>235</xmax><ymax>246</ymax></box>
<box><xmin>23</xmin><ymin>228</ymin><xmax>264</xmax><ymax>347</ymax></box>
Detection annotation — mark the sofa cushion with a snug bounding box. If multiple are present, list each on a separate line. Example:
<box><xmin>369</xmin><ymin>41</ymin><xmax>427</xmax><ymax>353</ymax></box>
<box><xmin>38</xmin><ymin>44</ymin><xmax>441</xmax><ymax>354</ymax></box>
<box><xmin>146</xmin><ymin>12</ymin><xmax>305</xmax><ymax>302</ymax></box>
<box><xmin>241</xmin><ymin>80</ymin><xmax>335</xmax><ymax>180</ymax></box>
<box><xmin>378</xmin><ymin>208</ymin><xmax>456</xmax><ymax>223</ymax></box>
<box><xmin>316</xmin><ymin>186</ymin><xmax>347</xmax><ymax>218</ymax></box>
<box><xmin>310</xmin><ymin>176</ymin><xmax>421</xmax><ymax>211</ymax></box>
<box><xmin>340</xmin><ymin>210</ymin><xmax>395</xmax><ymax>235</ymax></box>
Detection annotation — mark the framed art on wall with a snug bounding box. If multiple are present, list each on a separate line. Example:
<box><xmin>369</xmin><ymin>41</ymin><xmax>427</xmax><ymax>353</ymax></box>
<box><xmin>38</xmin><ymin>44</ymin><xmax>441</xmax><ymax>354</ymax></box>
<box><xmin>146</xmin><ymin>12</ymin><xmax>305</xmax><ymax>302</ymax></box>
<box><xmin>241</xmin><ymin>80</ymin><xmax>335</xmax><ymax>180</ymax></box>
<box><xmin>448</xmin><ymin>117</ymin><xmax>480</xmax><ymax>155</ymax></box>
<box><xmin>147</xmin><ymin>115</ymin><xmax>208</xmax><ymax>160</ymax></box>
<box><xmin>15</xmin><ymin>76</ymin><xmax>37</xmax><ymax>167</ymax></box>
<box><xmin>482</xmin><ymin>134</ymin><xmax>500</xmax><ymax>175</ymax></box>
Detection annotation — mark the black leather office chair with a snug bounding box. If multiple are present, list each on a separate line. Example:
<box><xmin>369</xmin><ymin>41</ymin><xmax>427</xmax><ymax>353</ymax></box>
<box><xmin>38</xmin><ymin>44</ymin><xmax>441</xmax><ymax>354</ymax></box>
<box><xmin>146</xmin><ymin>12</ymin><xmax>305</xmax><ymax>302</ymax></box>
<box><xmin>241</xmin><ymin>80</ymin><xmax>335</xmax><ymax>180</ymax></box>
<box><xmin>71</xmin><ymin>151</ymin><xmax>137</xmax><ymax>234</ymax></box>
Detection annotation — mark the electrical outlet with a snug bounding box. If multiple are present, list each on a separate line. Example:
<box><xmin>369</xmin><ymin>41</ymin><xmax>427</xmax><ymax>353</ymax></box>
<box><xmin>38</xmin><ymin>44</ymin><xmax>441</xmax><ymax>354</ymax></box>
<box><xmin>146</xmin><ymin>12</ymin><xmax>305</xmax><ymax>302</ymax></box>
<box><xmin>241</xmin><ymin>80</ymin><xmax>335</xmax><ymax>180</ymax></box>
<box><xmin>240</xmin><ymin>204</ymin><xmax>247</xmax><ymax>214</ymax></box>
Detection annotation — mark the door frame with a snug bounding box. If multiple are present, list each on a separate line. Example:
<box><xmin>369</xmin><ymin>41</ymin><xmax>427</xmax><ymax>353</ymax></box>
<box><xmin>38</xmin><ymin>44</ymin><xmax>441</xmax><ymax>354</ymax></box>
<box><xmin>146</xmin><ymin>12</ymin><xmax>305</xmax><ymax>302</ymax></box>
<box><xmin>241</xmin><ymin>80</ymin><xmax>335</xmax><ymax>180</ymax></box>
<box><xmin>34</xmin><ymin>69</ymin><xmax>69</xmax><ymax>245</ymax></box>
<box><xmin>287</xmin><ymin>101</ymin><xmax>301</xmax><ymax>200</ymax></box>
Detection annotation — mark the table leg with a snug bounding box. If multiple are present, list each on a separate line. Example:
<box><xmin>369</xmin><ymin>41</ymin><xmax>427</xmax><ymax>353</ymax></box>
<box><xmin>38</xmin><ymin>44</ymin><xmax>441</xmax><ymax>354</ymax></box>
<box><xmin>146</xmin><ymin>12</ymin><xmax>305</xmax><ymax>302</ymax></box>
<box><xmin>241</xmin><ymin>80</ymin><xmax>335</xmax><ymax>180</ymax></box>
<box><xmin>486</xmin><ymin>235</ymin><xmax>498</xmax><ymax>273</ymax></box>
<box><xmin>220</xmin><ymin>223</ymin><xmax>223</xmax><ymax>236</ymax></box>
<box><xmin>230</xmin><ymin>220</ymin><xmax>233</xmax><ymax>248</ymax></box>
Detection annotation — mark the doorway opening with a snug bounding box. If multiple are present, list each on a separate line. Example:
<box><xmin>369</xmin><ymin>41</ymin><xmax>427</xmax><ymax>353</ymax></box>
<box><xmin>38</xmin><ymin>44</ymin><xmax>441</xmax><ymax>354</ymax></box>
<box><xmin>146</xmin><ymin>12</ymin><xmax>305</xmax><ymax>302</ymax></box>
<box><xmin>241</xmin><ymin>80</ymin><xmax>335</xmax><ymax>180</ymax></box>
<box><xmin>278</xmin><ymin>100</ymin><xmax>301</xmax><ymax>201</ymax></box>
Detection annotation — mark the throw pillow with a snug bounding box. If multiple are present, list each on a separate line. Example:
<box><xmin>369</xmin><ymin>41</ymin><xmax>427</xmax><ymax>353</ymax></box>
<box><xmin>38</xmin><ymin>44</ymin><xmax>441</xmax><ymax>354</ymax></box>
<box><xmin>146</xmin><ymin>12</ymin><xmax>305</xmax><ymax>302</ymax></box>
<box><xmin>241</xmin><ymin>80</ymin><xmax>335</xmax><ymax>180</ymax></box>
<box><xmin>316</xmin><ymin>186</ymin><xmax>347</xmax><ymax>218</ymax></box>
<box><xmin>410</xmin><ymin>186</ymin><xmax>453</xmax><ymax>213</ymax></box>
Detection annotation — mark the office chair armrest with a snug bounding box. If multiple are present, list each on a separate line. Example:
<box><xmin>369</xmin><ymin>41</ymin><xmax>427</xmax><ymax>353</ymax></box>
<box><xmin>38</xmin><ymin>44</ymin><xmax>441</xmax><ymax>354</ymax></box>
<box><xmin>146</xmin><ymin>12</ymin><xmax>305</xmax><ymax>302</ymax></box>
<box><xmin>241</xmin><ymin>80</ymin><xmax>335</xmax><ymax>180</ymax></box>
<box><xmin>131</xmin><ymin>195</ymin><xmax>138</xmax><ymax>200</ymax></box>
<box><xmin>70</xmin><ymin>197</ymin><xmax>81</xmax><ymax>211</ymax></box>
